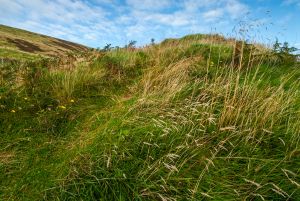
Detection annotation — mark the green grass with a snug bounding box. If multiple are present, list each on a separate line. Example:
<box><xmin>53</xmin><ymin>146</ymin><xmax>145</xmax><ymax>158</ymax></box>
<box><xmin>0</xmin><ymin>48</ymin><xmax>40</xmax><ymax>60</ymax></box>
<box><xmin>1</xmin><ymin>34</ymin><xmax>300</xmax><ymax>200</ymax></box>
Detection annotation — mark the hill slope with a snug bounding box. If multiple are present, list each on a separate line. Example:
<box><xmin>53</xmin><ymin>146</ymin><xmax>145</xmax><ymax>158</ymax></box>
<box><xmin>1</xmin><ymin>33</ymin><xmax>300</xmax><ymax>200</ymax></box>
<box><xmin>0</xmin><ymin>24</ymin><xmax>89</xmax><ymax>59</ymax></box>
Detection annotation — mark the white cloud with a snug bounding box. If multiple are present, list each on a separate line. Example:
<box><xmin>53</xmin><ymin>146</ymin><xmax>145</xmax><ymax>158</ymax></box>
<box><xmin>182</xmin><ymin>0</ymin><xmax>220</xmax><ymax>11</ymax></box>
<box><xmin>225</xmin><ymin>0</ymin><xmax>249</xmax><ymax>19</ymax></box>
<box><xmin>0</xmin><ymin>0</ymin><xmax>23</xmax><ymax>15</ymax></box>
<box><xmin>126</xmin><ymin>0</ymin><xmax>174</xmax><ymax>10</ymax></box>
<box><xmin>0</xmin><ymin>0</ymin><xmax>252</xmax><ymax>47</ymax></box>
<box><xmin>282</xmin><ymin>0</ymin><xmax>300</xmax><ymax>6</ymax></box>
<box><xmin>203</xmin><ymin>9</ymin><xmax>224</xmax><ymax>22</ymax></box>
<box><xmin>0</xmin><ymin>0</ymin><xmax>113</xmax><ymax>46</ymax></box>
<box><xmin>142</xmin><ymin>12</ymin><xmax>191</xmax><ymax>26</ymax></box>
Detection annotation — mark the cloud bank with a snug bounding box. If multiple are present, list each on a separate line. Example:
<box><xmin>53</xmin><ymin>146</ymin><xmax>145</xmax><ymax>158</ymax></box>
<box><xmin>0</xmin><ymin>0</ymin><xmax>297</xmax><ymax>47</ymax></box>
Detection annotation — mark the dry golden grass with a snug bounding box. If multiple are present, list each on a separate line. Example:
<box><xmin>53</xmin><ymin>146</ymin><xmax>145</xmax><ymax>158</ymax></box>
<box><xmin>0</xmin><ymin>151</ymin><xmax>15</xmax><ymax>165</ymax></box>
<box><xmin>140</xmin><ymin>57</ymin><xmax>200</xmax><ymax>102</ymax></box>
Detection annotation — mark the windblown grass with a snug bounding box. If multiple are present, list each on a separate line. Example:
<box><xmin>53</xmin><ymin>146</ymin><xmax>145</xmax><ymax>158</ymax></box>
<box><xmin>1</xmin><ymin>34</ymin><xmax>299</xmax><ymax>200</ymax></box>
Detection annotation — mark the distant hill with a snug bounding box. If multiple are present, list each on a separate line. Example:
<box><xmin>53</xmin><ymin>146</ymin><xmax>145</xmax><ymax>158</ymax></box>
<box><xmin>0</xmin><ymin>24</ymin><xmax>89</xmax><ymax>59</ymax></box>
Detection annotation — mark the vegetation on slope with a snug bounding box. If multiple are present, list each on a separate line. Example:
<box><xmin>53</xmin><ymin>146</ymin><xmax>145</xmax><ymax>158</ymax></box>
<box><xmin>0</xmin><ymin>24</ymin><xmax>89</xmax><ymax>59</ymax></box>
<box><xmin>0</xmin><ymin>34</ymin><xmax>300</xmax><ymax>200</ymax></box>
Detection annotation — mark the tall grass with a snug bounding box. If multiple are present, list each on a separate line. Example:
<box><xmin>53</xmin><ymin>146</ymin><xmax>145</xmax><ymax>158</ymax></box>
<box><xmin>46</xmin><ymin>65</ymin><xmax>105</xmax><ymax>102</ymax></box>
<box><xmin>1</xmin><ymin>34</ymin><xmax>299</xmax><ymax>200</ymax></box>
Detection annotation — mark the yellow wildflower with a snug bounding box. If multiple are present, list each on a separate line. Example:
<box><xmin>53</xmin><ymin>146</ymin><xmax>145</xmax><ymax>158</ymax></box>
<box><xmin>11</xmin><ymin>109</ymin><xmax>16</xmax><ymax>113</ymax></box>
<box><xmin>58</xmin><ymin>105</ymin><xmax>66</xmax><ymax>110</ymax></box>
<box><xmin>70</xmin><ymin>99</ymin><xmax>75</xmax><ymax>103</ymax></box>
<box><xmin>24</xmin><ymin>97</ymin><xmax>28</xmax><ymax>100</ymax></box>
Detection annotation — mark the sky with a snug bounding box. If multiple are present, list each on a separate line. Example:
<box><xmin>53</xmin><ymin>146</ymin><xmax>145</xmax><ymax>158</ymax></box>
<box><xmin>0</xmin><ymin>0</ymin><xmax>300</xmax><ymax>50</ymax></box>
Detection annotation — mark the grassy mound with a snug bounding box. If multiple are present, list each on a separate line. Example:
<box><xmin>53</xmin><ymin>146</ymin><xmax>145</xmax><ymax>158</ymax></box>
<box><xmin>1</xmin><ymin>35</ymin><xmax>300</xmax><ymax>200</ymax></box>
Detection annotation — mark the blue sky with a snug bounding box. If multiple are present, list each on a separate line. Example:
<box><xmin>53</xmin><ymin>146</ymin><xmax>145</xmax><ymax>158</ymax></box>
<box><xmin>0</xmin><ymin>0</ymin><xmax>300</xmax><ymax>50</ymax></box>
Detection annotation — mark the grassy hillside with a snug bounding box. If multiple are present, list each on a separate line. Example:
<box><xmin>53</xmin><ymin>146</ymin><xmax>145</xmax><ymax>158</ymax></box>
<box><xmin>0</xmin><ymin>24</ymin><xmax>89</xmax><ymax>59</ymax></box>
<box><xmin>1</xmin><ymin>33</ymin><xmax>300</xmax><ymax>200</ymax></box>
